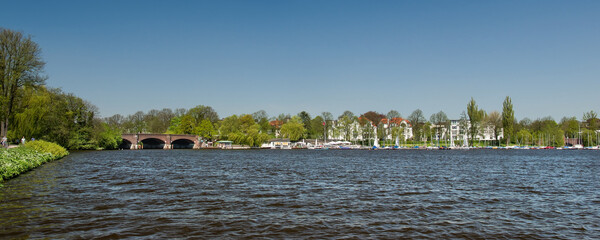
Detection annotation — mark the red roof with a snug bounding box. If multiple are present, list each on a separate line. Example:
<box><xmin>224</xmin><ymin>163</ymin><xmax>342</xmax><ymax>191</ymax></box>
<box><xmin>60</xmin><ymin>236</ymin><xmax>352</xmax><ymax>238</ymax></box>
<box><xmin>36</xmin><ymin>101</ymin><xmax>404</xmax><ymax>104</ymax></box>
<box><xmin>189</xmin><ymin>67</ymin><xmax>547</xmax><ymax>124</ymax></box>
<box><xmin>381</xmin><ymin>117</ymin><xmax>411</xmax><ymax>127</ymax></box>
<box><xmin>269</xmin><ymin>120</ymin><xmax>283</xmax><ymax>128</ymax></box>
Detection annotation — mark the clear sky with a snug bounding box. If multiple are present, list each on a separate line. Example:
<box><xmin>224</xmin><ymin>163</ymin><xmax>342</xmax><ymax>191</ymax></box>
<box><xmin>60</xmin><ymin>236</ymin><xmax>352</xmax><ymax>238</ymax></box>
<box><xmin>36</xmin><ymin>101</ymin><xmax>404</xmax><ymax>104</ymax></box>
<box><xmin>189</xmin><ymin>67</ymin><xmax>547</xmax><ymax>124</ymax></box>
<box><xmin>1</xmin><ymin>0</ymin><xmax>599</xmax><ymax>121</ymax></box>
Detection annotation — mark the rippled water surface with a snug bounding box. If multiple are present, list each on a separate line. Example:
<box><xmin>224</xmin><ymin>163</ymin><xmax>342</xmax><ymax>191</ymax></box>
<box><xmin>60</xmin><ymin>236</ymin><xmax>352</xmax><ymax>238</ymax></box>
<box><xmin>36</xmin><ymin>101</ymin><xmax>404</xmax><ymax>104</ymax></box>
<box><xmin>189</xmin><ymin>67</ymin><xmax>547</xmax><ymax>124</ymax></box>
<box><xmin>1</xmin><ymin>150</ymin><xmax>599</xmax><ymax>239</ymax></box>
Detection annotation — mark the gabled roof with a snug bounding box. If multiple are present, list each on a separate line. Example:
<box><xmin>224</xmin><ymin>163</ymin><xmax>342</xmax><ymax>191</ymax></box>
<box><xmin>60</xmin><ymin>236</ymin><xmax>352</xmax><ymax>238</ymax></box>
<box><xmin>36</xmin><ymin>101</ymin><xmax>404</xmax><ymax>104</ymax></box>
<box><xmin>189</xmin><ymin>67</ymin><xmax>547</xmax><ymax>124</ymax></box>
<box><xmin>269</xmin><ymin>120</ymin><xmax>284</xmax><ymax>127</ymax></box>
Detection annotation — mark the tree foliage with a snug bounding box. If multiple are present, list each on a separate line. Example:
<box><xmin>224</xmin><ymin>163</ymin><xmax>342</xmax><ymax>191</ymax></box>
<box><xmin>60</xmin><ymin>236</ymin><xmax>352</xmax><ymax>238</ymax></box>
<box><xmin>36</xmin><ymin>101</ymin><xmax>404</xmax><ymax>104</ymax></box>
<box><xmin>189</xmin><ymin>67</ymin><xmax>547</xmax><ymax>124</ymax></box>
<box><xmin>9</xmin><ymin>86</ymin><xmax>103</xmax><ymax>149</ymax></box>
<box><xmin>560</xmin><ymin>117</ymin><xmax>580</xmax><ymax>137</ymax></box>
<box><xmin>0</xmin><ymin>28</ymin><xmax>46</xmax><ymax>137</ymax></box>
<box><xmin>502</xmin><ymin>96</ymin><xmax>515</xmax><ymax>144</ymax></box>
<box><xmin>408</xmin><ymin>109</ymin><xmax>426</xmax><ymax>141</ymax></box>
<box><xmin>583</xmin><ymin>110</ymin><xmax>598</xmax><ymax>130</ymax></box>
<box><xmin>485</xmin><ymin>111</ymin><xmax>502</xmax><ymax>145</ymax></box>
<box><xmin>95</xmin><ymin>122</ymin><xmax>122</xmax><ymax>150</ymax></box>
<box><xmin>220</xmin><ymin>114</ymin><xmax>269</xmax><ymax>147</ymax></box>
<box><xmin>309</xmin><ymin>116</ymin><xmax>325</xmax><ymax>139</ymax></box>
<box><xmin>196</xmin><ymin>119</ymin><xmax>216</xmax><ymax>141</ymax></box>
<box><xmin>280</xmin><ymin>116</ymin><xmax>305</xmax><ymax>141</ymax></box>
<box><xmin>338</xmin><ymin>111</ymin><xmax>356</xmax><ymax>141</ymax></box>
<box><xmin>466</xmin><ymin>98</ymin><xmax>485</xmax><ymax>146</ymax></box>
<box><xmin>188</xmin><ymin>105</ymin><xmax>219</xmax><ymax>124</ymax></box>
<box><xmin>363</xmin><ymin>111</ymin><xmax>385</xmax><ymax>125</ymax></box>
<box><xmin>429</xmin><ymin>110</ymin><xmax>448</xmax><ymax>139</ymax></box>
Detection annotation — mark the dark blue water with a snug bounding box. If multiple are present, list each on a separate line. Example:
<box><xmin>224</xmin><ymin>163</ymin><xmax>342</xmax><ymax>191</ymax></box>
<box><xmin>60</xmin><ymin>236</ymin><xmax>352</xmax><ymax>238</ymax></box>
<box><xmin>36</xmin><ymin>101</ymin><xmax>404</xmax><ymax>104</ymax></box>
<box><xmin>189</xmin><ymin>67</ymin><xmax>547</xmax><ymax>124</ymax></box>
<box><xmin>1</xmin><ymin>150</ymin><xmax>598</xmax><ymax>239</ymax></box>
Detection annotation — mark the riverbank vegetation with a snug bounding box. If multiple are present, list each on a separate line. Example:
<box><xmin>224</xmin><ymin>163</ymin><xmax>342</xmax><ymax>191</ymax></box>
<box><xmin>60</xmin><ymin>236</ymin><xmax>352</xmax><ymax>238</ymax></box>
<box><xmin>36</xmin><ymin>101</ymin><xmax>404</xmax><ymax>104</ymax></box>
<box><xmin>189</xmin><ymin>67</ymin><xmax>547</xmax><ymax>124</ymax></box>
<box><xmin>0</xmin><ymin>141</ymin><xmax>68</xmax><ymax>182</ymax></box>
<box><xmin>2</xmin><ymin>28</ymin><xmax>598</xmax><ymax>149</ymax></box>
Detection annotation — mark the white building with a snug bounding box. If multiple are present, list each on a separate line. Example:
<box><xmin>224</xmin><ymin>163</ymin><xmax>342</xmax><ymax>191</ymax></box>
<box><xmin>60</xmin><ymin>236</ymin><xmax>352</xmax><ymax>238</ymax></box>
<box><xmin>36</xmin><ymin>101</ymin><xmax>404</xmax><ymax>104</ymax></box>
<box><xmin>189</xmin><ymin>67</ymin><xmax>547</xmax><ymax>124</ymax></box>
<box><xmin>326</xmin><ymin>117</ymin><xmax>413</xmax><ymax>145</ymax></box>
<box><xmin>445</xmin><ymin>119</ymin><xmax>503</xmax><ymax>146</ymax></box>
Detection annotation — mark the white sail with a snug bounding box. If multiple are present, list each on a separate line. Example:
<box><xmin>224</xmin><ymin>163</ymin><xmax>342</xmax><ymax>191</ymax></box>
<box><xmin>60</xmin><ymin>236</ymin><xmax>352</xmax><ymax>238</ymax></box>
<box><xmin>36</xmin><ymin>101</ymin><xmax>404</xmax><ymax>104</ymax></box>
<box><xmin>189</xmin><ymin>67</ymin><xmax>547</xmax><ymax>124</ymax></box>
<box><xmin>373</xmin><ymin>126</ymin><xmax>380</xmax><ymax>148</ymax></box>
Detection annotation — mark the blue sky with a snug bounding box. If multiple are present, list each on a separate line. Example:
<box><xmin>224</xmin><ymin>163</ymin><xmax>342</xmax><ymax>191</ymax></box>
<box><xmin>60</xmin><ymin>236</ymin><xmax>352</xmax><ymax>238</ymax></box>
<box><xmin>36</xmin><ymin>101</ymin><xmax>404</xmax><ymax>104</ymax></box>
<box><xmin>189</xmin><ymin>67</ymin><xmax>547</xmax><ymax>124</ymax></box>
<box><xmin>1</xmin><ymin>0</ymin><xmax>599</xmax><ymax>120</ymax></box>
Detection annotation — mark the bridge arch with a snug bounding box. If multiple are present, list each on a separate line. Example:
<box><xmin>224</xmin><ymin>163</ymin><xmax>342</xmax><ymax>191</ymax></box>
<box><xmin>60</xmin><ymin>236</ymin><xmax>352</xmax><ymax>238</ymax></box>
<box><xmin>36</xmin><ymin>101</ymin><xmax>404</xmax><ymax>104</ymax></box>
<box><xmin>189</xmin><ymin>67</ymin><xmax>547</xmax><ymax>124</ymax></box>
<box><xmin>141</xmin><ymin>138</ymin><xmax>166</xmax><ymax>149</ymax></box>
<box><xmin>119</xmin><ymin>139</ymin><xmax>133</xmax><ymax>149</ymax></box>
<box><xmin>172</xmin><ymin>139</ymin><xmax>195</xmax><ymax>149</ymax></box>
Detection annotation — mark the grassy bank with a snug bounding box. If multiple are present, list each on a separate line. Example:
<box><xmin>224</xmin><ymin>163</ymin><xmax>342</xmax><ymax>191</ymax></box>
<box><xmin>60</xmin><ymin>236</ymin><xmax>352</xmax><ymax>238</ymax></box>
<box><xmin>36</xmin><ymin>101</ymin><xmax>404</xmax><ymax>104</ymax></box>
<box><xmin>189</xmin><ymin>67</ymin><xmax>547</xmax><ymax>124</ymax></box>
<box><xmin>0</xmin><ymin>140</ymin><xmax>69</xmax><ymax>183</ymax></box>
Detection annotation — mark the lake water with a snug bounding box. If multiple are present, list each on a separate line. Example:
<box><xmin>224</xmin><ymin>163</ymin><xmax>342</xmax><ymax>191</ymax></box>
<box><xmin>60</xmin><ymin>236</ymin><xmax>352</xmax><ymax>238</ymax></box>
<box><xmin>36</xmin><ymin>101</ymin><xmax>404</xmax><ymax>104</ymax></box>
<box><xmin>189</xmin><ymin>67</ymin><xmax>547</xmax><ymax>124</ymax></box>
<box><xmin>1</xmin><ymin>150</ymin><xmax>598</xmax><ymax>239</ymax></box>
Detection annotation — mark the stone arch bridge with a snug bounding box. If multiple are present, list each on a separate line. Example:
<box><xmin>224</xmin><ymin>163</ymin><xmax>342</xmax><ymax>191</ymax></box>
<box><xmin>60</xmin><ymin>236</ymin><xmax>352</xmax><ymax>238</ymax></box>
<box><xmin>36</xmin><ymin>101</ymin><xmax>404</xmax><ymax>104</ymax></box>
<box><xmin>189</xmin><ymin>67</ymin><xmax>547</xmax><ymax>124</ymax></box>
<box><xmin>121</xmin><ymin>134</ymin><xmax>200</xmax><ymax>149</ymax></box>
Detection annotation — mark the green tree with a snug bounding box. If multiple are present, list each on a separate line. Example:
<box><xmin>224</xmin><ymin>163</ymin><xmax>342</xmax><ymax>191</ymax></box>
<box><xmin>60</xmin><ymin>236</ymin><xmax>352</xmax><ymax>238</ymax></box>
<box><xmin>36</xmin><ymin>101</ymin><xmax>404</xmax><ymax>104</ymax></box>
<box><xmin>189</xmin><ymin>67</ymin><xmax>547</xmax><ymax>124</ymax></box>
<box><xmin>218</xmin><ymin>115</ymin><xmax>240</xmax><ymax>139</ymax></box>
<box><xmin>408</xmin><ymin>109</ymin><xmax>426</xmax><ymax>142</ymax></box>
<box><xmin>297</xmin><ymin>111</ymin><xmax>312</xmax><ymax>138</ymax></box>
<box><xmin>188</xmin><ymin>105</ymin><xmax>219</xmax><ymax>124</ymax></box>
<box><xmin>122</xmin><ymin>111</ymin><xmax>147</xmax><ymax>133</ymax></box>
<box><xmin>166</xmin><ymin>116</ymin><xmax>181</xmax><ymax>134</ymax></box>
<box><xmin>95</xmin><ymin>122</ymin><xmax>122</xmax><ymax>150</ymax></box>
<box><xmin>144</xmin><ymin>108</ymin><xmax>174</xmax><ymax>133</ymax></box>
<box><xmin>386</xmin><ymin>110</ymin><xmax>401</xmax><ymax>144</ymax></box>
<box><xmin>502</xmin><ymin>96</ymin><xmax>515</xmax><ymax>145</ymax></box>
<box><xmin>251</xmin><ymin>110</ymin><xmax>271</xmax><ymax>134</ymax></box>
<box><xmin>583</xmin><ymin>110</ymin><xmax>598</xmax><ymax>130</ymax></box>
<box><xmin>485</xmin><ymin>111</ymin><xmax>502</xmax><ymax>145</ymax></box>
<box><xmin>559</xmin><ymin>116</ymin><xmax>579</xmax><ymax>139</ymax></box>
<box><xmin>177</xmin><ymin>115</ymin><xmax>195</xmax><ymax>134</ymax></box>
<box><xmin>358</xmin><ymin>116</ymin><xmax>372</xmax><ymax>145</ymax></box>
<box><xmin>105</xmin><ymin>114</ymin><xmax>125</xmax><ymax>131</ymax></box>
<box><xmin>12</xmin><ymin>86</ymin><xmax>51</xmax><ymax>139</ymax></box>
<box><xmin>21</xmin><ymin>89</ymin><xmax>100</xmax><ymax>150</ymax></box>
<box><xmin>362</xmin><ymin>111</ymin><xmax>385</xmax><ymax>143</ymax></box>
<box><xmin>280</xmin><ymin>116</ymin><xmax>305</xmax><ymax>141</ymax></box>
<box><xmin>219</xmin><ymin>113</ymin><xmax>268</xmax><ymax>147</ymax></box>
<box><xmin>467</xmin><ymin>98</ymin><xmax>485</xmax><ymax>146</ymax></box>
<box><xmin>515</xmin><ymin>129</ymin><xmax>532</xmax><ymax>145</ymax></box>
<box><xmin>238</xmin><ymin>114</ymin><xmax>256</xmax><ymax>132</ymax></box>
<box><xmin>196</xmin><ymin>119</ymin><xmax>216</xmax><ymax>141</ymax></box>
<box><xmin>309</xmin><ymin>116</ymin><xmax>325</xmax><ymax>139</ymax></box>
<box><xmin>529</xmin><ymin>117</ymin><xmax>564</xmax><ymax>147</ymax></box>
<box><xmin>582</xmin><ymin>128</ymin><xmax>598</xmax><ymax>146</ymax></box>
<box><xmin>246</xmin><ymin>125</ymin><xmax>270</xmax><ymax>147</ymax></box>
<box><xmin>422</xmin><ymin>121</ymin><xmax>432</xmax><ymax>144</ymax></box>
<box><xmin>0</xmin><ymin>28</ymin><xmax>46</xmax><ymax>137</ymax></box>
<box><xmin>338</xmin><ymin>111</ymin><xmax>356</xmax><ymax>141</ymax></box>
<box><xmin>429</xmin><ymin>110</ymin><xmax>448</xmax><ymax>144</ymax></box>
<box><xmin>516</xmin><ymin>117</ymin><xmax>532</xmax><ymax>134</ymax></box>
<box><xmin>252</xmin><ymin>110</ymin><xmax>268</xmax><ymax>122</ymax></box>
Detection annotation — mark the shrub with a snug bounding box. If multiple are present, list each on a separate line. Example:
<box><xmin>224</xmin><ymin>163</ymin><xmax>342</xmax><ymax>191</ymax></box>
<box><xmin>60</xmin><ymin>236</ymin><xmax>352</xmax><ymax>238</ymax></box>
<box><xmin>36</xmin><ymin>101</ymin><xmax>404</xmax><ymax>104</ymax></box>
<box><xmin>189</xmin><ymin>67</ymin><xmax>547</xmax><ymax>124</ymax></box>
<box><xmin>0</xmin><ymin>147</ymin><xmax>53</xmax><ymax>182</ymax></box>
<box><xmin>1</xmin><ymin>141</ymin><xmax>69</xmax><ymax>182</ymax></box>
<box><xmin>25</xmin><ymin>140</ymin><xmax>69</xmax><ymax>159</ymax></box>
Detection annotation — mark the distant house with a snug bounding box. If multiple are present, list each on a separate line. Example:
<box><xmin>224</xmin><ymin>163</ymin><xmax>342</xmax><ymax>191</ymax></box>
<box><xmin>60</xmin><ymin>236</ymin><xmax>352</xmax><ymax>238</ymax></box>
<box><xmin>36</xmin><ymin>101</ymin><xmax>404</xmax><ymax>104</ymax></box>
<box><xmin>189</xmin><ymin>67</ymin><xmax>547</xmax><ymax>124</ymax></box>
<box><xmin>353</xmin><ymin>117</ymin><xmax>413</xmax><ymax>141</ymax></box>
<box><xmin>267</xmin><ymin>138</ymin><xmax>291</xmax><ymax>149</ymax></box>
<box><xmin>269</xmin><ymin>120</ymin><xmax>284</xmax><ymax>137</ymax></box>
<box><xmin>447</xmin><ymin>120</ymin><xmax>503</xmax><ymax>144</ymax></box>
<box><xmin>217</xmin><ymin>140</ymin><xmax>233</xmax><ymax>149</ymax></box>
<box><xmin>381</xmin><ymin>117</ymin><xmax>413</xmax><ymax>140</ymax></box>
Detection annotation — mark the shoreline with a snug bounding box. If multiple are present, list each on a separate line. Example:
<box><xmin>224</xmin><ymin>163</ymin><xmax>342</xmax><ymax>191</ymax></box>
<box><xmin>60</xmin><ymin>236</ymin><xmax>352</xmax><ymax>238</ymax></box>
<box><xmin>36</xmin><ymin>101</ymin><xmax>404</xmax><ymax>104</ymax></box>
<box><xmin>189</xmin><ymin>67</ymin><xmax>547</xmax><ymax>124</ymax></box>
<box><xmin>0</xmin><ymin>141</ymin><xmax>68</xmax><ymax>184</ymax></box>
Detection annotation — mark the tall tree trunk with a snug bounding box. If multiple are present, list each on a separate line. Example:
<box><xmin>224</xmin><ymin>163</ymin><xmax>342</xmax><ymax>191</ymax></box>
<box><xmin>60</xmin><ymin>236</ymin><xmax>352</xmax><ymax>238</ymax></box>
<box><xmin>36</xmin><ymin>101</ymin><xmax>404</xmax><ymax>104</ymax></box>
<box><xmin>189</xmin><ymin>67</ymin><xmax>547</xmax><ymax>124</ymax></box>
<box><xmin>1</xmin><ymin>119</ymin><xmax>7</xmax><ymax>138</ymax></box>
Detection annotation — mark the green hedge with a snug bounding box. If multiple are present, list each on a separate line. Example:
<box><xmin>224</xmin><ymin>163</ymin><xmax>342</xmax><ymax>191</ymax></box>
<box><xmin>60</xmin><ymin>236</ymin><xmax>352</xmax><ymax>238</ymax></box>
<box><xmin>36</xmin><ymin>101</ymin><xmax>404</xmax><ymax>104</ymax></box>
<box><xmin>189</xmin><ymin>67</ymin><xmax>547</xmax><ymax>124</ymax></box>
<box><xmin>25</xmin><ymin>140</ymin><xmax>69</xmax><ymax>159</ymax></box>
<box><xmin>0</xmin><ymin>141</ymin><xmax>69</xmax><ymax>182</ymax></box>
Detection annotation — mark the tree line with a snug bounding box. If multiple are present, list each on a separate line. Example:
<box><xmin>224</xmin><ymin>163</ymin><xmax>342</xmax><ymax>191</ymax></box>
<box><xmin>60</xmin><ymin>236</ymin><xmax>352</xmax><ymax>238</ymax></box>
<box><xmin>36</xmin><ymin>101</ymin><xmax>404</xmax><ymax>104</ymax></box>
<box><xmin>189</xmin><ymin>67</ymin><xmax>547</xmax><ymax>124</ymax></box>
<box><xmin>2</xmin><ymin>28</ymin><xmax>598</xmax><ymax>149</ymax></box>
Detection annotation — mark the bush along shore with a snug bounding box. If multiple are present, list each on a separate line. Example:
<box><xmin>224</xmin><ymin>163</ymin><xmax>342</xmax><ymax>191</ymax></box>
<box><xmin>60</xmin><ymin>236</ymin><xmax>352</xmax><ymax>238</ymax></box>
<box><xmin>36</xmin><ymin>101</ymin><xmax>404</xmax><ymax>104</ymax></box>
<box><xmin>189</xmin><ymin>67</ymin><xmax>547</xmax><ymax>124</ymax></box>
<box><xmin>0</xmin><ymin>140</ymin><xmax>69</xmax><ymax>183</ymax></box>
